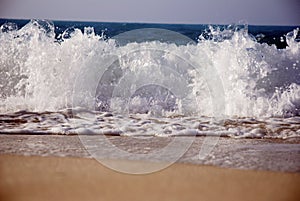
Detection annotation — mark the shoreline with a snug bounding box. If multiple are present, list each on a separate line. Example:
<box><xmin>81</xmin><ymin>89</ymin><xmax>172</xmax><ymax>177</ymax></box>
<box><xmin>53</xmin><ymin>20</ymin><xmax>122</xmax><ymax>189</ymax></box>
<box><xmin>1</xmin><ymin>134</ymin><xmax>299</xmax><ymax>172</ymax></box>
<box><xmin>1</xmin><ymin>154</ymin><xmax>299</xmax><ymax>201</ymax></box>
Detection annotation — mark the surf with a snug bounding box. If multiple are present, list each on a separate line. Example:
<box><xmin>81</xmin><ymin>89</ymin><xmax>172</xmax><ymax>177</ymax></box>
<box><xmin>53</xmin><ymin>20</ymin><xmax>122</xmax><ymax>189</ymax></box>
<box><xmin>0</xmin><ymin>19</ymin><xmax>299</xmax><ymax>118</ymax></box>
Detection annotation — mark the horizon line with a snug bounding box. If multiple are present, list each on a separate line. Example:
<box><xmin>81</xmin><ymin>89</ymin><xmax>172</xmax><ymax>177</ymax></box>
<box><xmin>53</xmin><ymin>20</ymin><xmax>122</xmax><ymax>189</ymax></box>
<box><xmin>1</xmin><ymin>17</ymin><xmax>299</xmax><ymax>27</ymax></box>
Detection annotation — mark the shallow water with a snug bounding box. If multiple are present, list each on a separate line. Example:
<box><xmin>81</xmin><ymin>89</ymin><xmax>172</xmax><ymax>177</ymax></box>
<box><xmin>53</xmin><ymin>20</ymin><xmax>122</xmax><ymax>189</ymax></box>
<box><xmin>1</xmin><ymin>134</ymin><xmax>299</xmax><ymax>172</ymax></box>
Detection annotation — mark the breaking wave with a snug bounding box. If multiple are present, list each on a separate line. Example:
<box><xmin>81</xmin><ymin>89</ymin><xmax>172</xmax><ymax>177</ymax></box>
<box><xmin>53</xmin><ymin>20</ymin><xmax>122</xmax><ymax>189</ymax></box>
<box><xmin>0</xmin><ymin>20</ymin><xmax>299</xmax><ymax>118</ymax></box>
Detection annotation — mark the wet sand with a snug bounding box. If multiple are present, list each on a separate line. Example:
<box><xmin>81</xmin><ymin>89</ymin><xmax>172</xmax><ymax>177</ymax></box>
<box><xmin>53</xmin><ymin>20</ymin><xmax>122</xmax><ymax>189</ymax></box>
<box><xmin>1</xmin><ymin>134</ymin><xmax>299</xmax><ymax>172</ymax></box>
<box><xmin>0</xmin><ymin>154</ymin><xmax>299</xmax><ymax>201</ymax></box>
<box><xmin>0</xmin><ymin>134</ymin><xmax>299</xmax><ymax>201</ymax></box>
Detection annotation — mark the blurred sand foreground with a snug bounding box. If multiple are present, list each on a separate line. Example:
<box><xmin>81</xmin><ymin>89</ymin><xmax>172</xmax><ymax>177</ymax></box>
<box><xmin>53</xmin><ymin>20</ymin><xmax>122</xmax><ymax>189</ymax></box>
<box><xmin>0</xmin><ymin>155</ymin><xmax>299</xmax><ymax>201</ymax></box>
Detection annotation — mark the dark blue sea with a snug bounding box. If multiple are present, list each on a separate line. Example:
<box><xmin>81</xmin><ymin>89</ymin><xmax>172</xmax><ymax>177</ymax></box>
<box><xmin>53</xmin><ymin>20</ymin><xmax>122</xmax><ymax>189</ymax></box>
<box><xmin>1</xmin><ymin>18</ymin><xmax>299</xmax><ymax>48</ymax></box>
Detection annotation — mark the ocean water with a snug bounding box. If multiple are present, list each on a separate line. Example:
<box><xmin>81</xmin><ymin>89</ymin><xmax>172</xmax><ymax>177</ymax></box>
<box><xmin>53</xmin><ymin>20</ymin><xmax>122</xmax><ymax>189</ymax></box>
<box><xmin>0</xmin><ymin>19</ymin><xmax>299</xmax><ymax>139</ymax></box>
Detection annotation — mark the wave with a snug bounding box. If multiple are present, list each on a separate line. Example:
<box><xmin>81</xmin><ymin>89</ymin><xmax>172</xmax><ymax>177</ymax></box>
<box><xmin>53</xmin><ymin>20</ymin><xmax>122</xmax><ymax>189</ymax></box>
<box><xmin>0</xmin><ymin>19</ymin><xmax>299</xmax><ymax>118</ymax></box>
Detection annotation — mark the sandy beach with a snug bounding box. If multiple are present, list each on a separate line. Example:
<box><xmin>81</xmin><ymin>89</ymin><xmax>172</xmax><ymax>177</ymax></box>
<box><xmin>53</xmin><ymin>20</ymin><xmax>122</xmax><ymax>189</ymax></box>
<box><xmin>0</xmin><ymin>134</ymin><xmax>299</xmax><ymax>201</ymax></box>
<box><xmin>0</xmin><ymin>154</ymin><xmax>299</xmax><ymax>201</ymax></box>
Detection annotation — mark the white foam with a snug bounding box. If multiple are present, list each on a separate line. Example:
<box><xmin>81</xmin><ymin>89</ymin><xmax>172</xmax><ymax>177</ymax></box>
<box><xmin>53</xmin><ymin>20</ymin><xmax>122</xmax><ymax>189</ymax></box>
<box><xmin>0</xmin><ymin>20</ymin><xmax>299</xmax><ymax>118</ymax></box>
<box><xmin>0</xmin><ymin>109</ymin><xmax>299</xmax><ymax>138</ymax></box>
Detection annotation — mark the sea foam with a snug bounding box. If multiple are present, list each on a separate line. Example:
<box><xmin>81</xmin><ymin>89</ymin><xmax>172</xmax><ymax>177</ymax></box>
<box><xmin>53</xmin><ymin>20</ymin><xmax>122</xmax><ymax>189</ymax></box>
<box><xmin>0</xmin><ymin>20</ymin><xmax>299</xmax><ymax>118</ymax></box>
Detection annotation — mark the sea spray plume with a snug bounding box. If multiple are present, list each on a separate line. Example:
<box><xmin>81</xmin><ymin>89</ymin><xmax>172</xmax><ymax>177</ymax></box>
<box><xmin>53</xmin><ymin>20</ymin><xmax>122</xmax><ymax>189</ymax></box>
<box><xmin>0</xmin><ymin>20</ymin><xmax>110</xmax><ymax>112</ymax></box>
<box><xmin>196</xmin><ymin>25</ymin><xmax>300</xmax><ymax>117</ymax></box>
<box><xmin>0</xmin><ymin>22</ymin><xmax>21</xmax><ymax>100</ymax></box>
<box><xmin>0</xmin><ymin>20</ymin><xmax>299</xmax><ymax>117</ymax></box>
<box><xmin>0</xmin><ymin>22</ymin><xmax>18</xmax><ymax>33</ymax></box>
<box><xmin>286</xmin><ymin>28</ymin><xmax>299</xmax><ymax>54</ymax></box>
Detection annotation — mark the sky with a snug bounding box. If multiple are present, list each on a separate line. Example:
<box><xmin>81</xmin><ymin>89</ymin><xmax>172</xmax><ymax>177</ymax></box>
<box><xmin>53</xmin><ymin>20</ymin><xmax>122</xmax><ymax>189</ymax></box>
<box><xmin>0</xmin><ymin>0</ymin><xmax>299</xmax><ymax>25</ymax></box>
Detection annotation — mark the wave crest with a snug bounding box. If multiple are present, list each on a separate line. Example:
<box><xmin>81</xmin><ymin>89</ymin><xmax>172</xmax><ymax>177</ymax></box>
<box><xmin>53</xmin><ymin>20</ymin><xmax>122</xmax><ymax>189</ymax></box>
<box><xmin>0</xmin><ymin>20</ymin><xmax>299</xmax><ymax>117</ymax></box>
